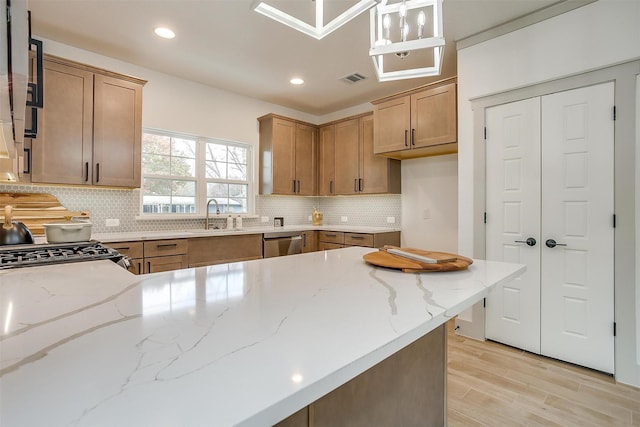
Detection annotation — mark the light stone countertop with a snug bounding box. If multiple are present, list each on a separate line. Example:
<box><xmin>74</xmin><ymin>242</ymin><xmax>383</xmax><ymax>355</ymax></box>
<box><xmin>90</xmin><ymin>224</ymin><xmax>402</xmax><ymax>243</ymax></box>
<box><xmin>0</xmin><ymin>247</ymin><xmax>525</xmax><ymax>426</ymax></box>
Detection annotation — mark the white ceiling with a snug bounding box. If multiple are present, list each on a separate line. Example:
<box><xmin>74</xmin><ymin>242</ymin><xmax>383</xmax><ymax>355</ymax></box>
<box><xmin>27</xmin><ymin>0</ymin><xmax>564</xmax><ymax>116</ymax></box>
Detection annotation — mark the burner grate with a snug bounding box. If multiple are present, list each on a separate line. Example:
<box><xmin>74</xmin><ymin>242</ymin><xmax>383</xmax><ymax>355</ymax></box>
<box><xmin>0</xmin><ymin>241</ymin><xmax>124</xmax><ymax>269</ymax></box>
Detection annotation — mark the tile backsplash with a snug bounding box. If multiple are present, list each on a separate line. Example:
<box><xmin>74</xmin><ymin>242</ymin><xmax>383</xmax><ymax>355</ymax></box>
<box><xmin>0</xmin><ymin>184</ymin><xmax>401</xmax><ymax>233</ymax></box>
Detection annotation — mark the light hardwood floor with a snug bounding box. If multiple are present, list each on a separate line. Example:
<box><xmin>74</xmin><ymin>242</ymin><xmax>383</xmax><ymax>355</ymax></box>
<box><xmin>447</xmin><ymin>323</ymin><xmax>640</xmax><ymax>426</ymax></box>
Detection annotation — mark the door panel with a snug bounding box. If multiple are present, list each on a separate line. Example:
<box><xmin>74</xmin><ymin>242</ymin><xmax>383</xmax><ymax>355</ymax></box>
<box><xmin>272</xmin><ymin>118</ymin><xmax>296</xmax><ymax>194</ymax></box>
<box><xmin>540</xmin><ymin>82</ymin><xmax>615</xmax><ymax>373</ymax></box>
<box><xmin>294</xmin><ymin>123</ymin><xmax>316</xmax><ymax>195</ymax></box>
<box><xmin>334</xmin><ymin>119</ymin><xmax>359</xmax><ymax>195</ymax></box>
<box><xmin>485</xmin><ymin>97</ymin><xmax>542</xmax><ymax>354</ymax></box>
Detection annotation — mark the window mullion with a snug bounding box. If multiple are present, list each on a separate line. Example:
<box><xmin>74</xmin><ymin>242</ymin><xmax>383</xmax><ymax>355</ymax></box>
<box><xmin>196</xmin><ymin>138</ymin><xmax>207</xmax><ymax>216</ymax></box>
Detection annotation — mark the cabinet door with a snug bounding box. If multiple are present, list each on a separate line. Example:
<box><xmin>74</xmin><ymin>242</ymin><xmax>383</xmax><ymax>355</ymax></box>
<box><xmin>271</xmin><ymin>118</ymin><xmax>296</xmax><ymax>194</ymax></box>
<box><xmin>359</xmin><ymin>115</ymin><xmax>395</xmax><ymax>194</ymax></box>
<box><xmin>144</xmin><ymin>255</ymin><xmax>187</xmax><ymax>274</ymax></box>
<box><xmin>31</xmin><ymin>59</ymin><xmax>93</xmax><ymax>185</ymax></box>
<box><xmin>143</xmin><ymin>239</ymin><xmax>188</xmax><ymax>257</ymax></box>
<box><xmin>373</xmin><ymin>95</ymin><xmax>410</xmax><ymax>154</ymax></box>
<box><xmin>318</xmin><ymin>125</ymin><xmax>335</xmax><ymax>196</ymax></box>
<box><xmin>334</xmin><ymin>118</ymin><xmax>360</xmax><ymax>195</ymax></box>
<box><xmin>301</xmin><ymin>231</ymin><xmax>317</xmax><ymax>253</ymax></box>
<box><xmin>411</xmin><ymin>83</ymin><xmax>456</xmax><ymax>148</ymax></box>
<box><xmin>318</xmin><ymin>242</ymin><xmax>343</xmax><ymax>251</ymax></box>
<box><xmin>93</xmin><ymin>74</ymin><xmax>143</xmax><ymax>187</ymax></box>
<box><xmin>294</xmin><ymin>123</ymin><xmax>316</xmax><ymax>196</ymax></box>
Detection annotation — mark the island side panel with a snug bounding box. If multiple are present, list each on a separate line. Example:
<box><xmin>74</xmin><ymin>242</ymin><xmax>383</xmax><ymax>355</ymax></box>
<box><xmin>275</xmin><ymin>323</ymin><xmax>446</xmax><ymax>427</ymax></box>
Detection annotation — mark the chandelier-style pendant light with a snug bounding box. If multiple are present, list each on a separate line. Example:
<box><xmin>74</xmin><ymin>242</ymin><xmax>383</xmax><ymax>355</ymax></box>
<box><xmin>252</xmin><ymin>0</ymin><xmax>380</xmax><ymax>40</ymax></box>
<box><xmin>369</xmin><ymin>0</ymin><xmax>445</xmax><ymax>81</ymax></box>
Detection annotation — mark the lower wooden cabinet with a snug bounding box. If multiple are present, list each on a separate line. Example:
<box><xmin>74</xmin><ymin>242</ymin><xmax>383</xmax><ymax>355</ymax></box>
<box><xmin>301</xmin><ymin>231</ymin><xmax>317</xmax><ymax>253</ymax></box>
<box><xmin>275</xmin><ymin>324</ymin><xmax>446</xmax><ymax>427</ymax></box>
<box><xmin>318</xmin><ymin>231</ymin><xmax>400</xmax><ymax>251</ymax></box>
<box><xmin>106</xmin><ymin>239</ymin><xmax>188</xmax><ymax>274</ymax></box>
<box><xmin>187</xmin><ymin>234</ymin><xmax>262</xmax><ymax>267</ymax></box>
<box><xmin>107</xmin><ymin>231</ymin><xmax>399</xmax><ymax>274</ymax></box>
<box><xmin>145</xmin><ymin>254</ymin><xmax>188</xmax><ymax>274</ymax></box>
<box><xmin>106</xmin><ymin>241</ymin><xmax>143</xmax><ymax>274</ymax></box>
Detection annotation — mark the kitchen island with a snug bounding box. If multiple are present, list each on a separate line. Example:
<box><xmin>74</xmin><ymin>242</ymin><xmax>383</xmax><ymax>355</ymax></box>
<box><xmin>0</xmin><ymin>247</ymin><xmax>524</xmax><ymax>426</ymax></box>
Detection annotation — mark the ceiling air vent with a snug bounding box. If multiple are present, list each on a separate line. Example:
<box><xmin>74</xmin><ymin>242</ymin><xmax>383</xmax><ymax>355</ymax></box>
<box><xmin>340</xmin><ymin>73</ymin><xmax>366</xmax><ymax>84</ymax></box>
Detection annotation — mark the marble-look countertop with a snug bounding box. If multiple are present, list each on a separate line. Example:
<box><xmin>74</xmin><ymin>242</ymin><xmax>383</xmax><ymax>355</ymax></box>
<box><xmin>89</xmin><ymin>224</ymin><xmax>401</xmax><ymax>244</ymax></box>
<box><xmin>0</xmin><ymin>247</ymin><xmax>525</xmax><ymax>426</ymax></box>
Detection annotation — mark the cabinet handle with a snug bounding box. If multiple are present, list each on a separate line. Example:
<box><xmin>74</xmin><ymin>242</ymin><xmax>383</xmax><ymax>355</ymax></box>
<box><xmin>358</xmin><ymin>178</ymin><xmax>363</xmax><ymax>192</ymax></box>
<box><xmin>325</xmin><ymin>233</ymin><xmax>337</xmax><ymax>237</ymax></box>
<box><xmin>329</xmin><ymin>180</ymin><xmax>333</xmax><ymax>194</ymax></box>
<box><xmin>354</xmin><ymin>178</ymin><xmax>358</xmax><ymax>192</ymax></box>
<box><xmin>118</xmin><ymin>246</ymin><xmax>131</xmax><ymax>250</ymax></box>
<box><xmin>84</xmin><ymin>162</ymin><xmax>89</xmax><ymax>182</ymax></box>
<box><xmin>297</xmin><ymin>180</ymin><xmax>300</xmax><ymax>193</ymax></box>
<box><xmin>292</xmin><ymin>179</ymin><xmax>296</xmax><ymax>193</ymax></box>
<box><xmin>514</xmin><ymin>238</ymin><xmax>537</xmax><ymax>247</ymax></box>
<box><xmin>95</xmin><ymin>163</ymin><xmax>100</xmax><ymax>183</ymax></box>
<box><xmin>303</xmin><ymin>233</ymin><xmax>307</xmax><ymax>247</ymax></box>
<box><xmin>404</xmin><ymin>129</ymin><xmax>408</xmax><ymax>147</ymax></box>
<box><xmin>137</xmin><ymin>261</ymin><xmax>143</xmax><ymax>274</ymax></box>
<box><xmin>411</xmin><ymin>128</ymin><xmax>415</xmax><ymax>146</ymax></box>
<box><xmin>545</xmin><ymin>239</ymin><xmax>567</xmax><ymax>248</ymax></box>
<box><xmin>350</xmin><ymin>236</ymin><xmax>365</xmax><ymax>240</ymax></box>
<box><xmin>157</xmin><ymin>243</ymin><xmax>177</xmax><ymax>248</ymax></box>
<box><xmin>146</xmin><ymin>261</ymin><xmax>151</xmax><ymax>273</ymax></box>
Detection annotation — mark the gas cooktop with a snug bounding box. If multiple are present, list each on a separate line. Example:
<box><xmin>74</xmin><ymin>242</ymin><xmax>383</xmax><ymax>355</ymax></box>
<box><xmin>0</xmin><ymin>241</ymin><xmax>126</xmax><ymax>269</ymax></box>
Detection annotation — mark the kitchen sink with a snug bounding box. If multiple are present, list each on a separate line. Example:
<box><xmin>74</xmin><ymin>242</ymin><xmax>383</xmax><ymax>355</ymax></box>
<box><xmin>184</xmin><ymin>228</ymin><xmax>228</xmax><ymax>234</ymax></box>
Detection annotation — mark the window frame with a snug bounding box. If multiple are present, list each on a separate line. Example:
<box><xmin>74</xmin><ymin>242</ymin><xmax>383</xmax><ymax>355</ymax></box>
<box><xmin>139</xmin><ymin>128</ymin><xmax>254</xmax><ymax>219</ymax></box>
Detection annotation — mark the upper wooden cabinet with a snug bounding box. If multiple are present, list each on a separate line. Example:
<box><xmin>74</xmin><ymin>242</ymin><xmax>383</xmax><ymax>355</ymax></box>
<box><xmin>258</xmin><ymin>114</ymin><xmax>317</xmax><ymax>195</ymax></box>
<box><xmin>330</xmin><ymin>114</ymin><xmax>401</xmax><ymax>195</ymax></box>
<box><xmin>30</xmin><ymin>55</ymin><xmax>145</xmax><ymax>187</ymax></box>
<box><xmin>318</xmin><ymin>125</ymin><xmax>335</xmax><ymax>196</ymax></box>
<box><xmin>373</xmin><ymin>79</ymin><xmax>457</xmax><ymax>159</ymax></box>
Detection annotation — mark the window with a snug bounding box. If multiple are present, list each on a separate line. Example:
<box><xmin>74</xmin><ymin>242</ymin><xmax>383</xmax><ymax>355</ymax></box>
<box><xmin>141</xmin><ymin>129</ymin><xmax>251</xmax><ymax>216</ymax></box>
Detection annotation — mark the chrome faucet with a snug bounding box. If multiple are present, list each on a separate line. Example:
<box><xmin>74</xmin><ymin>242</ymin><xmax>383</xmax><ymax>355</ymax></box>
<box><xmin>205</xmin><ymin>198</ymin><xmax>220</xmax><ymax>230</ymax></box>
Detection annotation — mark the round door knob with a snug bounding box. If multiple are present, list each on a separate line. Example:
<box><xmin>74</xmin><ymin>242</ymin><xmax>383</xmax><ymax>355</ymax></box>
<box><xmin>545</xmin><ymin>239</ymin><xmax>567</xmax><ymax>248</ymax></box>
<box><xmin>514</xmin><ymin>237</ymin><xmax>536</xmax><ymax>247</ymax></box>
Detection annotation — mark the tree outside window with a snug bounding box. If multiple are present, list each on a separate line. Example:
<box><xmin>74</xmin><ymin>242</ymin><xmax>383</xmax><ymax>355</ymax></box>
<box><xmin>141</xmin><ymin>130</ymin><xmax>251</xmax><ymax>215</ymax></box>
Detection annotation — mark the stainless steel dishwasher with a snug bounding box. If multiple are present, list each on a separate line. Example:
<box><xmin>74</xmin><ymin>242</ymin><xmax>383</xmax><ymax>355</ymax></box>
<box><xmin>263</xmin><ymin>231</ymin><xmax>302</xmax><ymax>258</ymax></box>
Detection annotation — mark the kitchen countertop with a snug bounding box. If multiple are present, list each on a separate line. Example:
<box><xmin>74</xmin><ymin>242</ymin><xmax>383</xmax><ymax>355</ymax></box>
<box><xmin>0</xmin><ymin>247</ymin><xmax>524</xmax><ymax>426</ymax></box>
<box><xmin>90</xmin><ymin>224</ymin><xmax>401</xmax><ymax>243</ymax></box>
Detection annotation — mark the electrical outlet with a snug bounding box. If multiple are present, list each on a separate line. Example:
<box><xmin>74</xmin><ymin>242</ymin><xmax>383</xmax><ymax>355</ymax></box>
<box><xmin>341</xmin><ymin>216</ymin><xmax>348</xmax><ymax>222</ymax></box>
<box><xmin>386</xmin><ymin>216</ymin><xmax>396</xmax><ymax>224</ymax></box>
<box><xmin>261</xmin><ymin>216</ymin><xmax>269</xmax><ymax>223</ymax></box>
<box><xmin>105</xmin><ymin>218</ymin><xmax>120</xmax><ymax>227</ymax></box>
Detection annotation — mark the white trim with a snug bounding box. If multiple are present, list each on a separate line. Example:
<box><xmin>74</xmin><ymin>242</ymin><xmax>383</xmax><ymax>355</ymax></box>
<box><xmin>140</xmin><ymin>128</ymin><xmax>253</xmax><ymax>218</ymax></box>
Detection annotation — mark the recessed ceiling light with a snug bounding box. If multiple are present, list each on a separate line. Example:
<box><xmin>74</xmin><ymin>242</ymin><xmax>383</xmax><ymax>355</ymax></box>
<box><xmin>290</xmin><ymin>78</ymin><xmax>304</xmax><ymax>85</ymax></box>
<box><xmin>154</xmin><ymin>27</ymin><xmax>175</xmax><ymax>39</ymax></box>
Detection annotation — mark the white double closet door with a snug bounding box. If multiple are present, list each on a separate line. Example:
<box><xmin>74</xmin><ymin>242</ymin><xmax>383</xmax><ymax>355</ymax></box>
<box><xmin>485</xmin><ymin>82</ymin><xmax>615</xmax><ymax>373</ymax></box>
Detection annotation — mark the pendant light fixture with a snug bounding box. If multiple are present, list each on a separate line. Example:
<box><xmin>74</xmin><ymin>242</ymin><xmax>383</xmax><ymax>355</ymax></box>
<box><xmin>369</xmin><ymin>0</ymin><xmax>445</xmax><ymax>81</ymax></box>
<box><xmin>252</xmin><ymin>0</ymin><xmax>380</xmax><ymax>40</ymax></box>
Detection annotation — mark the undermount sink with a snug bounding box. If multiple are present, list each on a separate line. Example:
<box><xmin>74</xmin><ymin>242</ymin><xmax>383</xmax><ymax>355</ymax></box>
<box><xmin>184</xmin><ymin>228</ymin><xmax>227</xmax><ymax>234</ymax></box>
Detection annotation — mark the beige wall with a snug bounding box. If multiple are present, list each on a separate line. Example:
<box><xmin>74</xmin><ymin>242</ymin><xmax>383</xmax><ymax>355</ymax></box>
<box><xmin>400</xmin><ymin>154</ymin><xmax>457</xmax><ymax>252</ymax></box>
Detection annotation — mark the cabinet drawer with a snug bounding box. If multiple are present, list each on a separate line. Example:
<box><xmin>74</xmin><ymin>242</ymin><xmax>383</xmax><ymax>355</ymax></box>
<box><xmin>318</xmin><ymin>231</ymin><xmax>344</xmax><ymax>244</ymax></box>
<box><xmin>344</xmin><ymin>233</ymin><xmax>374</xmax><ymax>247</ymax></box>
<box><xmin>144</xmin><ymin>255</ymin><xmax>188</xmax><ymax>274</ymax></box>
<box><xmin>107</xmin><ymin>241</ymin><xmax>143</xmax><ymax>259</ymax></box>
<box><xmin>318</xmin><ymin>241</ymin><xmax>343</xmax><ymax>251</ymax></box>
<box><xmin>144</xmin><ymin>239</ymin><xmax>188</xmax><ymax>257</ymax></box>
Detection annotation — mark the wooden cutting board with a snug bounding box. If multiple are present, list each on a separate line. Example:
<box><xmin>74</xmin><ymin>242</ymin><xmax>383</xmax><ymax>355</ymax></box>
<box><xmin>363</xmin><ymin>247</ymin><xmax>473</xmax><ymax>272</ymax></box>
<box><xmin>0</xmin><ymin>193</ymin><xmax>89</xmax><ymax>236</ymax></box>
